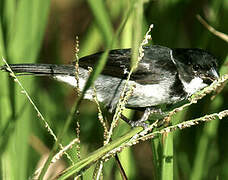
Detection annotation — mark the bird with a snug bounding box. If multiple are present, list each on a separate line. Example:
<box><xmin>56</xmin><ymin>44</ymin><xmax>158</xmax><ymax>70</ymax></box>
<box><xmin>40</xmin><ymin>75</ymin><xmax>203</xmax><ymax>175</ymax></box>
<box><xmin>0</xmin><ymin>45</ymin><xmax>219</xmax><ymax>127</ymax></box>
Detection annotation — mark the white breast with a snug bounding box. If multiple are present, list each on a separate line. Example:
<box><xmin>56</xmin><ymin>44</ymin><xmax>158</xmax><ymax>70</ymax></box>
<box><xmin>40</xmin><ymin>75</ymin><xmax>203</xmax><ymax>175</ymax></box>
<box><xmin>54</xmin><ymin>67</ymin><xmax>179</xmax><ymax>111</ymax></box>
<box><xmin>180</xmin><ymin>76</ymin><xmax>207</xmax><ymax>95</ymax></box>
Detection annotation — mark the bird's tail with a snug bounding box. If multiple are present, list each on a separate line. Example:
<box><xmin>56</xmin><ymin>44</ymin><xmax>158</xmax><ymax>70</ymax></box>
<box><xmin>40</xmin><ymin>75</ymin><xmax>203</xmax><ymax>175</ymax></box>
<box><xmin>0</xmin><ymin>64</ymin><xmax>76</xmax><ymax>76</ymax></box>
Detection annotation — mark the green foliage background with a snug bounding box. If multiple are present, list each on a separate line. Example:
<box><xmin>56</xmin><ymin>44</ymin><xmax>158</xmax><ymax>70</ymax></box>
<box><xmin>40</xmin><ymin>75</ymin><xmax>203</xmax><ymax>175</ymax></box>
<box><xmin>0</xmin><ymin>0</ymin><xmax>227</xmax><ymax>179</ymax></box>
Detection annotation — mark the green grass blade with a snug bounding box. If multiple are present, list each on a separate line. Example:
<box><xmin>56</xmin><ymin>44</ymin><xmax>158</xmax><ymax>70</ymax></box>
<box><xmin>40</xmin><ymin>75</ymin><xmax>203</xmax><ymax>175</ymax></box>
<box><xmin>190</xmin><ymin>98</ymin><xmax>222</xmax><ymax>180</ymax></box>
<box><xmin>58</xmin><ymin>127</ymin><xmax>143</xmax><ymax>179</ymax></box>
<box><xmin>0</xmin><ymin>0</ymin><xmax>50</xmax><ymax>179</ymax></box>
<box><xmin>7</xmin><ymin>0</ymin><xmax>50</xmax><ymax>60</ymax></box>
<box><xmin>162</xmin><ymin>133</ymin><xmax>174</xmax><ymax>180</ymax></box>
<box><xmin>131</xmin><ymin>0</ymin><xmax>143</xmax><ymax>69</ymax></box>
<box><xmin>87</xmin><ymin>0</ymin><xmax>113</xmax><ymax>46</ymax></box>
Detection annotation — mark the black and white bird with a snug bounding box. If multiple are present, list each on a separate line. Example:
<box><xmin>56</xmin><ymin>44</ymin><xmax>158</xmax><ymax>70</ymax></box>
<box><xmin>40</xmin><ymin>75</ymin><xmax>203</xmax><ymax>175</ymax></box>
<box><xmin>0</xmin><ymin>45</ymin><xmax>219</xmax><ymax>126</ymax></box>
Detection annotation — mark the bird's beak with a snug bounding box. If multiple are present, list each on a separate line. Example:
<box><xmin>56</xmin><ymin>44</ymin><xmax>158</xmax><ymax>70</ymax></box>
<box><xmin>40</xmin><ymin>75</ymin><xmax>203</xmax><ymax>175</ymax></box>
<box><xmin>207</xmin><ymin>67</ymin><xmax>219</xmax><ymax>81</ymax></box>
<box><xmin>200</xmin><ymin>67</ymin><xmax>219</xmax><ymax>84</ymax></box>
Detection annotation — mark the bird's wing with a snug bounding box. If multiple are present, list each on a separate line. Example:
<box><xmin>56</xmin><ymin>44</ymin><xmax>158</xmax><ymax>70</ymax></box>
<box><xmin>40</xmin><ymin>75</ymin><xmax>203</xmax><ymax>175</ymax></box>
<box><xmin>79</xmin><ymin>48</ymin><xmax>131</xmax><ymax>80</ymax></box>
<box><xmin>79</xmin><ymin>45</ymin><xmax>177</xmax><ymax>84</ymax></box>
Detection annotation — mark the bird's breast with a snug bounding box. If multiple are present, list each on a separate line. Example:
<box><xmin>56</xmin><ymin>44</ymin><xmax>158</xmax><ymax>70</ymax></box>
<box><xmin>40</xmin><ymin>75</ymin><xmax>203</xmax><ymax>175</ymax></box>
<box><xmin>54</xmin><ymin>67</ymin><xmax>185</xmax><ymax>111</ymax></box>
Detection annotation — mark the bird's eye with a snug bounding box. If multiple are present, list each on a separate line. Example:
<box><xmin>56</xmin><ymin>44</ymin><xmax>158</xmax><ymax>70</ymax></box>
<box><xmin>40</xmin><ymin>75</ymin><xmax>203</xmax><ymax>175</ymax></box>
<box><xmin>193</xmin><ymin>64</ymin><xmax>200</xmax><ymax>71</ymax></box>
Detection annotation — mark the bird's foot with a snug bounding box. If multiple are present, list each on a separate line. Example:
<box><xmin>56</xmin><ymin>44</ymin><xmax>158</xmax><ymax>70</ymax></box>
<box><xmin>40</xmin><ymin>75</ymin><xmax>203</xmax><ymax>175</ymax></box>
<box><xmin>120</xmin><ymin>108</ymin><xmax>152</xmax><ymax>128</ymax></box>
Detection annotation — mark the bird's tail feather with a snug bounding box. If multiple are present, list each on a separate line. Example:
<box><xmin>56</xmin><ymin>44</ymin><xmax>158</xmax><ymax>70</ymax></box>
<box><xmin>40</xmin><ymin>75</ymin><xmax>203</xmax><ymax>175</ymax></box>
<box><xmin>0</xmin><ymin>64</ymin><xmax>76</xmax><ymax>76</ymax></box>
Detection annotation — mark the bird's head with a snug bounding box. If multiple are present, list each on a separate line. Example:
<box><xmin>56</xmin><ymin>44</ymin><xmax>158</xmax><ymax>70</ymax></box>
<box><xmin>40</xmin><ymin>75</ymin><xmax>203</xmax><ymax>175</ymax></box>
<box><xmin>170</xmin><ymin>48</ymin><xmax>219</xmax><ymax>95</ymax></box>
